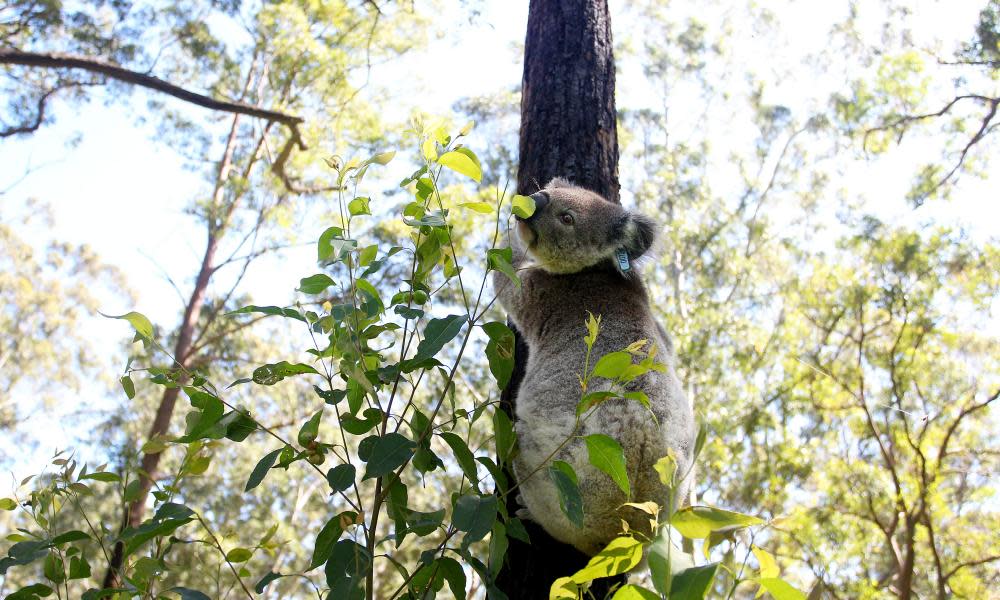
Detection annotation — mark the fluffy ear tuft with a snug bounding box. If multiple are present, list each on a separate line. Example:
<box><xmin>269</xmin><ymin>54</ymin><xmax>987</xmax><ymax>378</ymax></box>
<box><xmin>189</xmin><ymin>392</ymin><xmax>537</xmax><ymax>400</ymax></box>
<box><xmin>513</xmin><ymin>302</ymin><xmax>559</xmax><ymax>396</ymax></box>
<box><xmin>546</xmin><ymin>177</ymin><xmax>573</xmax><ymax>189</ymax></box>
<box><xmin>622</xmin><ymin>212</ymin><xmax>658</xmax><ymax>259</ymax></box>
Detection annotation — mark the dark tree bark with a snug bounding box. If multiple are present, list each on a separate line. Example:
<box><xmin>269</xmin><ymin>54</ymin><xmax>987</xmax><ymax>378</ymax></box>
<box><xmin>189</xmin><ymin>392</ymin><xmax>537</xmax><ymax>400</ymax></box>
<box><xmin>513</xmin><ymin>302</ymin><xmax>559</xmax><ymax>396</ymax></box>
<box><xmin>496</xmin><ymin>1</ymin><xmax>622</xmax><ymax>597</ymax></box>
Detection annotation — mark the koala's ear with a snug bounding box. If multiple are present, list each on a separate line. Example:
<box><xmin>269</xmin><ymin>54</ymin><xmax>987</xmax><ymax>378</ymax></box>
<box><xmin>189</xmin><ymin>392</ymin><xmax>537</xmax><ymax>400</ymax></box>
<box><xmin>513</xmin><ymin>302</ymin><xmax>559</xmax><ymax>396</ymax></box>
<box><xmin>619</xmin><ymin>212</ymin><xmax>658</xmax><ymax>260</ymax></box>
<box><xmin>546</xmin><ymin>177</ymin><xmax>572</xmax><ymax>189</ymax></box>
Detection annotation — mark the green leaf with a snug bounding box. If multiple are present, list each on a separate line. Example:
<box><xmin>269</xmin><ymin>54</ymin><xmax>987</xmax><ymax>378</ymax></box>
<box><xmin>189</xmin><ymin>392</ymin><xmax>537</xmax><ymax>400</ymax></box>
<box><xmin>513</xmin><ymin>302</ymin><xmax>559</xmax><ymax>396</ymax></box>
<box><xmin>6</xmin><ymin>584</ymin><xmax>54</xmax><ymax>599</ymax></box>
<box><xmin>592</xmin><ymin>352</ymin><xmax>632</xmax><ymax>379</ymax></box>
<box><xmin>326</xmin><ymin>464</ymin><xmax>356</xmax><ymax>493</ymax></box>
<box><xmin>252</xmin><ymin>361</ymin><xmax>319</xmax><ymax>385</ymax></box>
<box><xmin>121</xmin><ymin>503</ymin><xmax>195</xmax><ymax>556</ymax></box>
<box><xmin>297</xmin><ymin>410</ymin><xmax>323</xmax><ymax>446</ymax></box>
<box><xmin>487</xmin><ymin>247</ymin><xmax>519</xmax><ymax>288</ymax></box>
<box><xmin>452</xmin><ymin>494</ymin><xmax>497</xmax><ymax>544</ymax></box>
<box><xmin>460</xmin><ymin>201</ymin><xmax>495</xmax><ymax>214</ymax></box>
<box><xmin>437</xmin><ymin>556</ymin><xmax>467</xmax><ymax>599</ymax></box>
<box><xmin>68</xmin><ymin>555</ymin><xmax>90</xmax><ymax>579</ymax></box>
<box><xmin>363</xmin><ymin>433</ymin><xmax>417</xmax><ymax>480</ymax></box>
<box><xmin>176</xmin><ymin>390</ymin><xmax>224</xmax><ymax>442</ymax></box>
<box><xmin>569</xmin><ymin>537</ymin><xmax>643</xmax><ymax>583</ymax></box>
<box><xmin>299</xmin><ymin>273</ymin><xmax>336</xmax><ymax>295</ymax></box>
<box><xmin>760</xmin><ymin>578</ymin><xmax>807</xmax><ymax>600</ymax></box>
<box><xmin>348</xmin><ymin>196</ymin><xmax>371</xmax><ymax>216</ymax></box>
<box><xmin>0</xmin><ymin>541</ymin><xmax>50</xmax><ymax>576</ymax></box>
<box><xmin>0</xmin><ymin>498</ymin><xmax>16</xmax><ymax>510</ymax></box>
<box><xmin>227</xmin><ymin>305</ymin><xmax>306</xmax><ymax>323</ymax></box>
<box><xmin>439</xmin><ymin>150</ymin><xmax>482</xmax><ymax>182</ymax></box>
<box><xmin>584</xmin><ymin>433</ymin><xmax>631</xmax><ymax>497</ymax></box>
<box><xmin>43</xmin><ymin>553</ymin><xmax>65</xmax><ymax>584</ymax></box>
<box><xmin>548</xmin><ymin>464</ymin><xmax>584</xmax><ymax>528</ymax></box>
<box><xmin>245</xmin><ymin>448</ymin><xmax>282</xmax><ymax>492</ymax></box>
<box><xmin>611</xmin><ymin>585</ymin><xmax>660</xmax><ymax>600</ymax></box>
<box><xmin>414</xmin><ymin>315</ymin><xmax>467</xmax><ymax>361</ymax></box>
<box><xmin>311</xmin><ymin>511</ymin><xmax>358</xmax><ymax>570</ymax></box>
<box><xmin>493</xmin><ymin>409</ymin><xmax>516</xmax><ymax>466</ymax></box>
<box><xmin>120</xmin><ymin>375</ymin><xmax>135</xmax><ymax>399</ymax></box>
<box><xmin>168</xmin><ymin>588</ymin><xmax>212</xmax><ymax>600</ymax></box>
<box><xmin>482</xmin><ymin>321</ymin><xmax>515</xmax><ymax>389</ymax></box>
<box><xmin>576</xmin><ymin>391</ymin><xmax>617</xmax><ymax>416</ymax></box>
<box><xmin>752</xmin><ymin>545</ymin><xmax>780</xmax><ymax>579</ymax></box>
<box><xmin>440</xmin><ymin>432</ymin><xmax>479</xmax><ymax>486</ymax></box>
<box><xmin>369</xmin><ymin>150</ymin><xmax>395</xmax><ymax>165</ymax></box>
<box><xmin>669</xmin><ymin>506</ymin><xmax>764</xmax><ymax>539</ymax></box>
<box><xmin>51</xmin><ymin>531</ymin><xmax>89</xmax><ymax>545</ymax></box>
<box><xmin>80</xmin><ymin>472</ymin><xmax>120</xmax><ymax>483</ymax></box>
<box><xmin>670</xmin><ymin>562</ymin><xmax>720</xmax><ymax>600</ymax></box>
<box><xmin>226</xmin><ymin>548</ymin><xmax>252</xmax><ymax>563</ymax></box>
<box><xmin>101</xmin><ymin>311</ymin><xmax>154</xmax><ymax>339</ymax></box>
<box><xmin>511</xmin><ymin>194</ymin><xmax>536</xmax><ymax>218</ymax></box>
<box><xmin>255</xmin><ymin>571</ymin><xmax>284</xmax><ymax>593</ymax></box>
<box><xmin>551</xmin><ymin>460</ymin><xmax>579</xmax><ymax>485</ymax></box>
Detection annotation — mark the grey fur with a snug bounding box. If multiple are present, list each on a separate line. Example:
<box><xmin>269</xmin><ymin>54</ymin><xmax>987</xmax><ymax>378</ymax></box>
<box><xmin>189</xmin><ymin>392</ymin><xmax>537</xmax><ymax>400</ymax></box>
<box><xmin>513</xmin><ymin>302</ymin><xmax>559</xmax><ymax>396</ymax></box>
<box><xmin>494</xmin><ymin>180</ymin><xmax>695</xmax><ymax>556</ymax></box>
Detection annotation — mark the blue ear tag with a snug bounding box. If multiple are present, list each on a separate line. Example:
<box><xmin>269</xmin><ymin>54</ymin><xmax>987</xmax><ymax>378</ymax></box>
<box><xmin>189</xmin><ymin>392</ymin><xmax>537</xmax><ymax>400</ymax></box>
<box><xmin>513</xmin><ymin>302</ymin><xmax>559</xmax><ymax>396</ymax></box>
<box><xmin>615</xmin><ymin>248</ymin><xmax>631</xmax><ymax>272</ymax></box>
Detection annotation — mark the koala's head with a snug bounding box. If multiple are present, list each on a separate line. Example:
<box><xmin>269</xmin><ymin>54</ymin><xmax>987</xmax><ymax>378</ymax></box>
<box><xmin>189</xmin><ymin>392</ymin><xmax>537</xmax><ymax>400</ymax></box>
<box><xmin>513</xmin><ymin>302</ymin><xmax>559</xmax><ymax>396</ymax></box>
<box><xmin>515</xmin><ymin>178</ymin><xmax>657</xmax><ymax>275</ymax></box>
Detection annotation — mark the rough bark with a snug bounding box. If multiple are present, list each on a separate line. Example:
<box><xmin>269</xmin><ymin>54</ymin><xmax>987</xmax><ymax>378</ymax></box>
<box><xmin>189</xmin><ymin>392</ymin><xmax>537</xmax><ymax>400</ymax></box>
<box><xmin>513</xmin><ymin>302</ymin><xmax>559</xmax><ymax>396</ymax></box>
<box><xmin>496</xmin><ymin>1</ymin><xmax>622</xmax><ymax>597</ymax></box>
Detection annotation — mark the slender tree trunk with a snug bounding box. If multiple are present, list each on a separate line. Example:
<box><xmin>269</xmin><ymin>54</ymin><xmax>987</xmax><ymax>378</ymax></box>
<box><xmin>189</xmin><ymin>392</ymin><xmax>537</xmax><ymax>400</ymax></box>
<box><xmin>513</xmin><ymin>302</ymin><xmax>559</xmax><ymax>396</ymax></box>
<box><xmin>496</xmin><ymin>1</ymin><xmax>621</xmax><ymax>597</ymax></box>
<box><xmin>102</xmin><ymin>109</ymin><xmax>242</xmax><ymax>587</ymax></box>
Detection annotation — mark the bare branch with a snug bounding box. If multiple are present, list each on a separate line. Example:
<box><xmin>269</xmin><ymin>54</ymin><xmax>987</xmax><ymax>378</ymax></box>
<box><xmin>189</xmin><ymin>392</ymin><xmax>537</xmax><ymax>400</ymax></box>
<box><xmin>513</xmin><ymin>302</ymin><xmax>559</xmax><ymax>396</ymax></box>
<box><xmin>0</xmin><ymin>49</ymin><xmax>306</xmax><ymax>144</ymax></box>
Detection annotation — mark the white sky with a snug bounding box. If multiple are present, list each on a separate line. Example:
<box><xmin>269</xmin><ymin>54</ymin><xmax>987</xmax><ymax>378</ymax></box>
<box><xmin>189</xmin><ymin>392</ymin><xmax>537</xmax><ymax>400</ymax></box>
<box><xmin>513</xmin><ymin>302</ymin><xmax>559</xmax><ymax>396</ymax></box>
<box><xmin>1</xmin><ymin>0</ymin><xmax>997</xmax><ymax>479</ymax></box>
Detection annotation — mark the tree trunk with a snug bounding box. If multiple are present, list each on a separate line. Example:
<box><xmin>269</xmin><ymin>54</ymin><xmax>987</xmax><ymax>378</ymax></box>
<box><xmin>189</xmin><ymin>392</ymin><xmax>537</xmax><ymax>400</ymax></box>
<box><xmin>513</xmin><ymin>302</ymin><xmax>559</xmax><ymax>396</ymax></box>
<box><xmin>102</xmin><ymin>109</ymin><xmax>242</xmax><ymax>587</ymax></box>
<box><xmin>496</xmin><ymin>1</ymin><xmax>621</xmax><ymax>597</ymax></box>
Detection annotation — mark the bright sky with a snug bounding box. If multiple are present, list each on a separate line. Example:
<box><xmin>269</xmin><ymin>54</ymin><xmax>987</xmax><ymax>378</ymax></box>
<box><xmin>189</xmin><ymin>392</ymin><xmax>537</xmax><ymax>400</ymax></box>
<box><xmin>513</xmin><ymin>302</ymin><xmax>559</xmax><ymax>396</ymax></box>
<box><xmin>1</xmin><ymin>0</ymin><xmax>997</xmax><ymax>480</ymax></box>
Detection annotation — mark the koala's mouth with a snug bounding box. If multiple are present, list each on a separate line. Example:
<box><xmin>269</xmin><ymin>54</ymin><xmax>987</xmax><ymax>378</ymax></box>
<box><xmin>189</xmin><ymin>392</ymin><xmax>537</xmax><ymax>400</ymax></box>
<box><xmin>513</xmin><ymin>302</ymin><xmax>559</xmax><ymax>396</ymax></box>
<box><xmin>516</xmin><ymin>219</ymin><xmax>537</xmax><ymax>247</ymax></box>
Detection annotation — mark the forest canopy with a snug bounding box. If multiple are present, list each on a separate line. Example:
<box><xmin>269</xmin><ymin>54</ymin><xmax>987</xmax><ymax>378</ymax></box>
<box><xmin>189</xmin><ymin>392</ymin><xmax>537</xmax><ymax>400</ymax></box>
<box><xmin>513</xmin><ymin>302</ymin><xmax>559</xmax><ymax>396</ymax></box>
<box><xmin>1</xmin><ymin>1</ymin><xmax>997</xmax><ymax>599</ymax></box>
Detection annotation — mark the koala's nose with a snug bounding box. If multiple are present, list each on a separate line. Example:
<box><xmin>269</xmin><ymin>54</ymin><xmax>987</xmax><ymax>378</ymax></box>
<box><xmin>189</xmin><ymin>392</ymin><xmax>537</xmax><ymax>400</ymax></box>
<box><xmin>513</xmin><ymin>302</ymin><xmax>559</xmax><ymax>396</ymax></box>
<box><xmin>525</xmin><ymin>191</ymin><xmax>549</xmax><ymax>218</ymax></box>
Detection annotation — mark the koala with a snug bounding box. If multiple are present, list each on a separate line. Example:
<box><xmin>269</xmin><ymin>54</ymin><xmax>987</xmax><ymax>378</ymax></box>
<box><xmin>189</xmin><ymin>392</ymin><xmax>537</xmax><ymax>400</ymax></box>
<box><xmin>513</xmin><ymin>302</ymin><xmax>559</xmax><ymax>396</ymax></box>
<box><xmin>493</xmin><ymin>178</ymin><xmax>695</xmax><ymax>556</ymax></box>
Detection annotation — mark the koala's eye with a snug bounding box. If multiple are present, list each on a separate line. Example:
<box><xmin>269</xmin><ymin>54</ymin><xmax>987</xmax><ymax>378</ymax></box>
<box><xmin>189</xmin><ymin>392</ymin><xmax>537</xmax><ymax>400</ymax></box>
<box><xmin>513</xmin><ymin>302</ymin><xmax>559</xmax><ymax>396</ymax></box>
<box><xmin>560</xmin><ymin>213</ymin><xmax>575</xmax><ymax>226</ymax></box>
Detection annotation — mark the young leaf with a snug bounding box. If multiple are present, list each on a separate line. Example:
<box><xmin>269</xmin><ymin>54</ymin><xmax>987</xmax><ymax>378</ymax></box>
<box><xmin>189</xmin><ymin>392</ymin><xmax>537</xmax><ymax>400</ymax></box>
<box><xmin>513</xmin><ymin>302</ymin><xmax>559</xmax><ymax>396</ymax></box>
<box><xmin>584</xmin><ymin>434</ymin><xmax>631</xmax><ymax>498</ymax></box>
<box><xmin>569</xmin><ymin>537</ymin><xmax>643</xmax><ymax>584</ymax></box>
<box><xmin>101</xmin><ymin>311</ymin><xmax>154</xmax><ymax>339</ymax></box>
<box><xmin>752</xmin><ymin>544</ymin><xmax>780</xmax><ymax>579</ymax></box>
<box><xmin>611</xmin><ymin>585</ymin><xmax>660</xmax><ymax>600</ymax></box>
<box><xmin>511</xmin><ymin>194</ymin><xmax>536</xmax><ymax>218</ymax></box>
<box><xmin>548</xmin><ymin>464</ymin><xmax>584</xmax><ymax>528</ymax></box>
<box><xmin>576</xmin><ymin>391</ymin><xmax>616</xmax><ymax>416</ymax></box>
<box><xmin>760</xmin><ymin>578</ymin><xmax>807</xmax><ymax>600</ymax></box>
<box><xmin>669</xmin><ymin>506</ymin><xmax>764</xmax><ymax>539</ymax></box>
<box><xmin>460</xmin><ymin>202</ymin><xmax>495</xmax><ymax>214</ymax></box>
<box><xmin>439</xmin><ymin>150</ymin><xmax>482</xmax><ymax>182</ymax></box>
<box><xmin>592</xmin><ymin>352</ymin><xmax>632</xmax><ymax>379</ymax></box>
